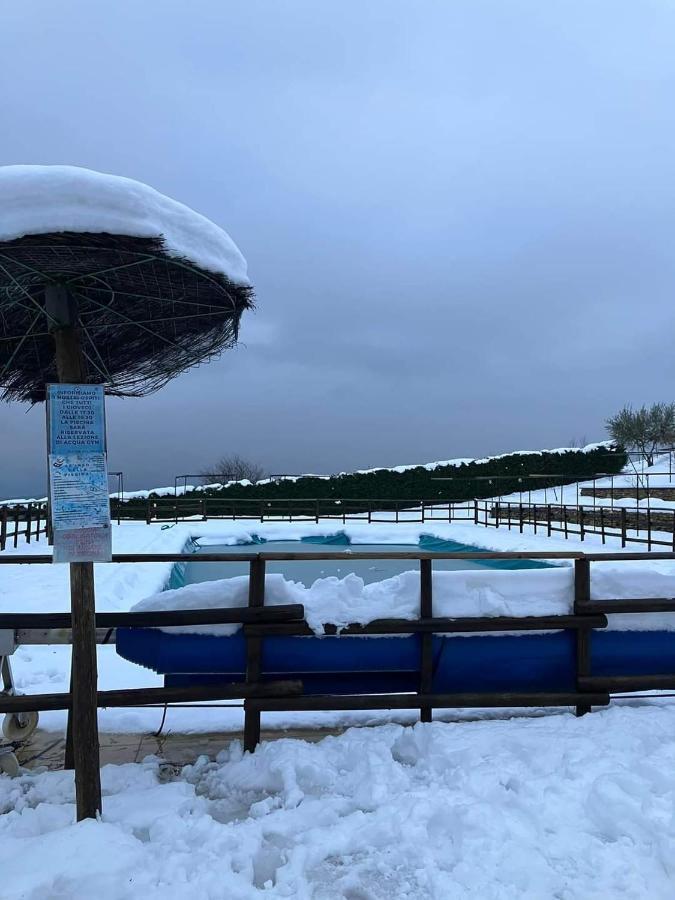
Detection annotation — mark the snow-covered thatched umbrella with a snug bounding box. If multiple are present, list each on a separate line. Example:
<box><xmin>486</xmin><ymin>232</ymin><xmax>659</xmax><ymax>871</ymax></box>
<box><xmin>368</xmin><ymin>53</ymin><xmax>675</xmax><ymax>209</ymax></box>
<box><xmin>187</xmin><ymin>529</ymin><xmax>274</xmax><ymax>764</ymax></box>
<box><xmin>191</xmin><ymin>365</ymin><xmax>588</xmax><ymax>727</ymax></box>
<box><xmin>0</xmin><ymin>166</ymin><xmax>253</xmax><ymax>819</ymax></box>
<box><xmin>0</xmin><ymin>166</ymin><xmax>252</xmax><ymax>401</ymax></box>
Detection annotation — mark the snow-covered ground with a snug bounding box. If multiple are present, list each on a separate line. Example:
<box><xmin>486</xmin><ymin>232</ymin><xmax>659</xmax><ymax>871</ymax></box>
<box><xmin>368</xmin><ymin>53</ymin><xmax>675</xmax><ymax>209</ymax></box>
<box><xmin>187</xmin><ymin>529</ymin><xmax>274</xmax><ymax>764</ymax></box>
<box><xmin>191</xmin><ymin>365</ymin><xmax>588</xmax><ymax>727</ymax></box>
<box><xmin>3</xmin><ymin>518</ymin><xmax>675</xmax><ymax>735</ymax></box>
<box><xmin>3</xmin><ymin>705</ymin><xmax>675</xmax><ymax>898</ymax></box>
<box><xmin>3</xmin><ymin>519</ymin><xmax>675</xmax><ymax>897</ymax></box>
<box><xmin>496</xmin><ymin>453</ymin><xmax>675</xmax><ymax>508</ymax></box>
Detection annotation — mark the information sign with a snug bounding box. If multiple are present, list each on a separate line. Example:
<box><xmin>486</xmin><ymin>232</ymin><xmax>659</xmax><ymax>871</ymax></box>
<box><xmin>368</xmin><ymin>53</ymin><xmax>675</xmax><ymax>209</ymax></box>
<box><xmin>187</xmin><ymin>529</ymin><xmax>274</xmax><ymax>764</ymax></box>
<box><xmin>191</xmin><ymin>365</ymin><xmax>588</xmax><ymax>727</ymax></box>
<box><xmin>47</xmin><ymin>384</ymin><xmax>112</xmax><ymax>563</ymax></box>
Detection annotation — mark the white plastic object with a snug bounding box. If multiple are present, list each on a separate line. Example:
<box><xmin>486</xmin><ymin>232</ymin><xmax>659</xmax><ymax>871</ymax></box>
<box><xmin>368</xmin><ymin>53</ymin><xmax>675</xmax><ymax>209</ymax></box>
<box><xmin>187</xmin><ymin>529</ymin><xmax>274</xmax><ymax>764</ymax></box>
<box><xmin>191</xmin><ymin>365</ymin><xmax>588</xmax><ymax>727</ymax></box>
<box><xmin>2</xmin><ymin>711</ymin><xmax>39</xmax><ymax>742</ymax></box>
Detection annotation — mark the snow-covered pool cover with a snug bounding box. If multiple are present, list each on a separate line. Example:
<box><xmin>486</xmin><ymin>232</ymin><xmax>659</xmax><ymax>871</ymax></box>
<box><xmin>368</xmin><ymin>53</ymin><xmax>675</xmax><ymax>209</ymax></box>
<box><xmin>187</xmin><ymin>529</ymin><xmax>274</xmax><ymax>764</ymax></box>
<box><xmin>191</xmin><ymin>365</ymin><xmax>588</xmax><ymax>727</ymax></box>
<box><xmin>132</xmin><ymin>567</ymin><xmax>675</xmax><ymax>635</ymax></box>
<box><xmin>0</xmin><ymin>165</ymin><xmax>249</xmax><ymax>284</ymax></box>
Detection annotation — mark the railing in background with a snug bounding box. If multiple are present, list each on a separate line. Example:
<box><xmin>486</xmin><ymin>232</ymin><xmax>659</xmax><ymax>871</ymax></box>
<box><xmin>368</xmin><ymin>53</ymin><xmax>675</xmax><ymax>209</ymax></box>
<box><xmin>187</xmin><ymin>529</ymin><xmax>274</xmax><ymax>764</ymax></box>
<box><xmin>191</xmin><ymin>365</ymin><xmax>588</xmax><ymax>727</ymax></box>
<box><xmin>488</xmin><ymin>500</ymin><xmax>675</xmax><ymax>550</ymax></box>
<box><xmin>0</xmin><ymin>502</ymin><xmax>48</xmax><ymax>550</ymax></box>
<box><xmin>4</xmin><ymin>495</ymin><xmax>675</xmax><ymax>553</ymax></box>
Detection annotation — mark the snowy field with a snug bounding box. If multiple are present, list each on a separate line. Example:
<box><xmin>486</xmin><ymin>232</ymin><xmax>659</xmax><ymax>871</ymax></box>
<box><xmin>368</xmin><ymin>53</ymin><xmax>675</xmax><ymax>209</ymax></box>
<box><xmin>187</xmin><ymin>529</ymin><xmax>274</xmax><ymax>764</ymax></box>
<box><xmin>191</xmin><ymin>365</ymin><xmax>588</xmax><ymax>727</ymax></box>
<box><xmin>2</xmin><ymin>705</ymin><xmax>675</xmax><ymax>898</ymax></box>
<box><xmin>3</xmin><ymin>519</ymin><xmax>675</xmax><ymax>897</ymax></box>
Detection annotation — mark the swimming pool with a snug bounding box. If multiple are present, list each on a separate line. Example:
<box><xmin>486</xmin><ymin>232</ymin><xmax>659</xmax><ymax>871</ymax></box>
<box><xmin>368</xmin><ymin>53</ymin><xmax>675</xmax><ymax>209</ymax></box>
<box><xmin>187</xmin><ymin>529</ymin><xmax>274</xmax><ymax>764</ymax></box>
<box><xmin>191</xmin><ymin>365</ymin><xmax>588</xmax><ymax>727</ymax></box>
<box><xmin>182</xmin><ymin>535</ymin><xmax>553</xmax><ymax>589</ymax></box>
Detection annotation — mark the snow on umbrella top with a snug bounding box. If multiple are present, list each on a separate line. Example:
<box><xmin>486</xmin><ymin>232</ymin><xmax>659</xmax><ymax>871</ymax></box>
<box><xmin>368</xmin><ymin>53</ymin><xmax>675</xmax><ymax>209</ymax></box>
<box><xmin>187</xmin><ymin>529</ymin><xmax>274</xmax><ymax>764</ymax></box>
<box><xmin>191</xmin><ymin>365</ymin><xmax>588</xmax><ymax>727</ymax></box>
<box><xmin>0</xmin><ymin>165</ymin><xmax>253</xmax><ymax>402</ymax></box>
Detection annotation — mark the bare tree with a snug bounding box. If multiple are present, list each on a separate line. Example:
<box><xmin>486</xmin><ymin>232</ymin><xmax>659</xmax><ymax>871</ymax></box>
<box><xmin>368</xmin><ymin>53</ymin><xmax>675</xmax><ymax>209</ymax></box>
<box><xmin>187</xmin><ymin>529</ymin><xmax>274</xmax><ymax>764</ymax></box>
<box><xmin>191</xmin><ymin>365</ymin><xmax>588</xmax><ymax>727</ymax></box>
<box><xmin>606</xmin><ymin>403</ymin><xmax>675</xmax><ymax>467</ymax></box>
<box><xmin>200</xmin><ymin>453</ymin><xmax>266</xmax><ymax>484</ymax></box>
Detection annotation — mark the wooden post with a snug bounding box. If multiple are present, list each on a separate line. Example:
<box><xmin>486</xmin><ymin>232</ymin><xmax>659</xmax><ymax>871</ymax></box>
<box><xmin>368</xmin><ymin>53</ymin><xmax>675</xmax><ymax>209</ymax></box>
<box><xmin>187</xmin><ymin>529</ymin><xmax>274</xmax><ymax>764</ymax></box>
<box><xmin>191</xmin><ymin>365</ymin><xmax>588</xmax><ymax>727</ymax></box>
<box><xmin>574</xmin><ymin>559</ymin><xmax>592</xmax><ymax>717</ymax></box>
<box><xmin>579</xmin><ymin>506</ymin><xmax>585</xmax><ymax>541</ymax></box>
<box><xmin>473</xmin><ymin>499</ymin><xmax>478</xmax><ymax>525</ymax></box>
<box><xmin>13</xmin><ymin>507</ymin><xmax>19</xmax><ymax>548</ymax></box>
<box><xmin>48</xmin><ymin>284</ymin><xmax>102</xmax><ymax>820</ymax></box>
<box><xmin>647</xmin><ymin>508</ymin><xmax>652</xmax><ymax>552</ymax></box>
<box><xmin>600</xmin><ymin>507</ymin><xmax>605</xmax><ymax>545</ymax></box>
<box><xmin>0</xmin><ymin>507</ymin><xmax>6</xmax><ymax>551</ymax></box>
<box><xmin>419</xmin><ymin>558</ymin><xmax>433</xmax><ymax>723</ymax></box>
<box><xmin>547</xmin><ymin>504</ymin><xmax>552</xmax><ymax>538</ymax></box>
<box><xmin>621</xmin><ymin>507</ymin><xmax>627</xmax><ymax>548</ymax></box>
<box><xmin>244</xmin><ymin>557</ymin><xmax>266</xmax><ymax>752</ymax></box>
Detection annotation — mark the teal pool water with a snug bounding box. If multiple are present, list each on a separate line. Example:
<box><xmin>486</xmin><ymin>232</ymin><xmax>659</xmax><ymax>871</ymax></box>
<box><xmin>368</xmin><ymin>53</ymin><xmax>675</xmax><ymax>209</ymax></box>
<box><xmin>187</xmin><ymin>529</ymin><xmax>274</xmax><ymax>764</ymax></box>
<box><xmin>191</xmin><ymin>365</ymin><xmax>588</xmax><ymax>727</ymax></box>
<box><xmin>184</xmin><ymin>535</ymin><xmax>552</xmax><ymax>588</ymax></box>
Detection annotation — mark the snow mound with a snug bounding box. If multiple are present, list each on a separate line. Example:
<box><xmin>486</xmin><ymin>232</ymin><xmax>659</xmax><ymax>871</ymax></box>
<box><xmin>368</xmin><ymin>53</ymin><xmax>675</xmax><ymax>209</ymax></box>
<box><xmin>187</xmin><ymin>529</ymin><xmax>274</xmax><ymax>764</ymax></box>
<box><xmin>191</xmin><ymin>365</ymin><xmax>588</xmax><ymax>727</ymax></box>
<box><xmin>134</xmin><ymin>563</ymin><xmax>675</xmax><ymax>635</ymax></box>
<box><xmin>0</xmin><ymin>165</ymin><xmax>249</xmax><ymax>284</ymax></box>
<box><xmin>133</xmin><ymin>567</ymin><xmax>576</xmax><ymax>635</ymax></box>
<box><xmin>3</xmin><ymin>708</ymin><xmax>675</xmax><ymax>897</ymax></box>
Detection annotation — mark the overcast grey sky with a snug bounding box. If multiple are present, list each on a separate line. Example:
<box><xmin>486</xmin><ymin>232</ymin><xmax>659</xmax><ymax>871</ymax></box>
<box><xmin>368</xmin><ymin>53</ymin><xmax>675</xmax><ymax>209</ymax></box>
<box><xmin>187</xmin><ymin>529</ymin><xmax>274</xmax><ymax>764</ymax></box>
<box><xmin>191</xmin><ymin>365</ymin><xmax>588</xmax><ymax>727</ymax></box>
<box><xmin>2</xmin><ymin>1</ymin><xmax>675</xmax><ymax>496</ymax></box>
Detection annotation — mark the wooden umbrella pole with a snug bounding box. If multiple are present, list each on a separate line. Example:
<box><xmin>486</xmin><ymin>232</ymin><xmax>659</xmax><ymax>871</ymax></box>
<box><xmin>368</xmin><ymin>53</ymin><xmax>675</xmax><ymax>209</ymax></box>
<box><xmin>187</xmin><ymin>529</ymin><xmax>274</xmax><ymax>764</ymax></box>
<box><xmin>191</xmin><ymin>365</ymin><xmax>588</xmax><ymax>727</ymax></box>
<box><xmin>47</xmin><ymin>284</ymin><xmax>102</xmax><ymax>820</ymax></box>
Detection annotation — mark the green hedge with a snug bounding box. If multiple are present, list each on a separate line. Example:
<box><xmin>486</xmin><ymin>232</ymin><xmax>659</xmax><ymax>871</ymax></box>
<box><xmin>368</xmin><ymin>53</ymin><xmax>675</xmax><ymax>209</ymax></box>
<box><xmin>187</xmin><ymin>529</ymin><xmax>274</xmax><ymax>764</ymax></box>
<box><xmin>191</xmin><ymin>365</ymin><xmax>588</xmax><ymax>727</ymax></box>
<box><xmin>120</xmin><ymin>445</ymin><xmax>626</xmax><ymax>515</ymax></box>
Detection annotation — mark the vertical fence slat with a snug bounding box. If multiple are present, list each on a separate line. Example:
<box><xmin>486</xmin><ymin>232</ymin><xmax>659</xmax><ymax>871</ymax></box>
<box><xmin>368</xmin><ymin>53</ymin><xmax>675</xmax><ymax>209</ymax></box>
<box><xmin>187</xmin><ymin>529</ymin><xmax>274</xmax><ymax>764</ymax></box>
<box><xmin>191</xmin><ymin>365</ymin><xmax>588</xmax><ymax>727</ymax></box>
<box><xmin>573</xmin><ymin>558</ymin><xmax>592</xmax><ymax>716</ymax></box>
<box><xmin>244</xmin><ymin>557</ymin><xmax>266</xmax><ymax>752</ymax></box>
<box><xmin>419</xmin><ymin>558</ymin><xmax>433</xmax><ymax>723</ymax></box>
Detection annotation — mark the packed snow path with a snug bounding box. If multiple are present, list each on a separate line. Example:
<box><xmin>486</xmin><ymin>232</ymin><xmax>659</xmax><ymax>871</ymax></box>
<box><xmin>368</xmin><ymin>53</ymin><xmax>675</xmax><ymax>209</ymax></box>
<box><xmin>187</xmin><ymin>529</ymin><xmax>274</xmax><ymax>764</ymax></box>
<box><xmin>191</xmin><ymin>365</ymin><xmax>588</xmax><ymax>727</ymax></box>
<box><xmin>1</xmin><ymin>705</ymin><xmax>675</xmax><ymax>898</ymax></box>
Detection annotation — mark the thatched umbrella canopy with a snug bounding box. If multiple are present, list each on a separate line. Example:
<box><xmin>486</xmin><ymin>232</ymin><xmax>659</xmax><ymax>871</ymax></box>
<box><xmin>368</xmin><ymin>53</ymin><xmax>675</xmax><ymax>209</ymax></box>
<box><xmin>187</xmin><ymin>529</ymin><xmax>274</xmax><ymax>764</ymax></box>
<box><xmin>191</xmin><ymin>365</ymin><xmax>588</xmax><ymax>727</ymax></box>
<box><xmin>0</xmin><ymin>166</ymin><xmax>253</xmax><ymax>402</ymax></box>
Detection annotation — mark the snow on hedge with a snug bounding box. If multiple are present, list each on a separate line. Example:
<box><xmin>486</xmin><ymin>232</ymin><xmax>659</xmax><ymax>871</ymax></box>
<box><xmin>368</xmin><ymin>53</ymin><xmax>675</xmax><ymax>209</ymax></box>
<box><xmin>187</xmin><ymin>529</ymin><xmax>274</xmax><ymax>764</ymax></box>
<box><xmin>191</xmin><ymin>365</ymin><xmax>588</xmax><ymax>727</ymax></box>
<box><xmin>0</xmin><ymin>165</ymin><xmax>249</xmax><ymax>284</ymax></box>
<box><xmin>2</xmin><ymin>707</ymin><xmax>675</xmax><ymax>897</ymax></box>
<box><xmin>350</xmin><ymin>441</ymin><xmax>616</xmax><ymax>477</ymax></box>
<box><xmin>0</xmin><ymin>441</ymin><xmax>612</xmax><ymax>505</ymax></box>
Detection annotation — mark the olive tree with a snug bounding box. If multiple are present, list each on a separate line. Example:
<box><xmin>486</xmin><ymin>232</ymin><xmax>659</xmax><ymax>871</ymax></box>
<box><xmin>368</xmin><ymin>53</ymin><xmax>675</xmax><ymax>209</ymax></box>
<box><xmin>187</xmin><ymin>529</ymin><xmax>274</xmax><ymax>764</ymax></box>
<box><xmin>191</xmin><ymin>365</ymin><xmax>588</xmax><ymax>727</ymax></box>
<box><xmin>606</xmin><ymin>403</ymin><xmax>675</xmax><ymax>466</ymax></box>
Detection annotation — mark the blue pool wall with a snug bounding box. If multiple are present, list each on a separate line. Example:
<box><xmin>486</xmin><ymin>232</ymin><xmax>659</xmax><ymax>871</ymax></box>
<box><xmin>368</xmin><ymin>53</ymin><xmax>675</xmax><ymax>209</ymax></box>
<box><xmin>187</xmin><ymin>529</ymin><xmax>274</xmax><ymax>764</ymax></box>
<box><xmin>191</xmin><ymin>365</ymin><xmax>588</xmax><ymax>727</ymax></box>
<box><xmin>116</xmin><ymin>628</ymin><xmax>675</xmax><ymax>695</ymax></box>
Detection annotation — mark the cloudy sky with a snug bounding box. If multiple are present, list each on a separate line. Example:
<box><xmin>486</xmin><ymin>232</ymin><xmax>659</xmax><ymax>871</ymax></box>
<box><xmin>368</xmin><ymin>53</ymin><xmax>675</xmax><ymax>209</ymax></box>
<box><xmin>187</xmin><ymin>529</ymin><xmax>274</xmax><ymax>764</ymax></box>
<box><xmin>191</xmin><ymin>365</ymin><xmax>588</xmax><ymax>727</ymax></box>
<box><xmin>1</xmin><ymin>1</ymin><xmax>675</xmax><ymax>496</ymax></box>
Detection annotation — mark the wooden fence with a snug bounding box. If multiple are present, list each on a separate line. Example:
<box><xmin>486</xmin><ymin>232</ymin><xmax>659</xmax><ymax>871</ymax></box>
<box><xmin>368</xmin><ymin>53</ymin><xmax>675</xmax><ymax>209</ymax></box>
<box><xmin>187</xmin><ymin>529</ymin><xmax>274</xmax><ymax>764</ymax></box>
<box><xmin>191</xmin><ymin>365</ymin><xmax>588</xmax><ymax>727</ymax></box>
<box><xmin>3</xmin><ymin>495</ymin><xmax>675</xmax><ymax>553</ymax></box>
<box><xmin>0</xmin><ymin>503</ymin><xmax>48</xmax><ymax>550</ymax></box>
<box><xmin>487</xmin><ymin>500</ymin><xmax>675</xmax><ymax>550</ymax></box>
<box><xmin>1</xmin><ymin>549</ymin><xmax>674</xmax><ymax>750</ymax></box>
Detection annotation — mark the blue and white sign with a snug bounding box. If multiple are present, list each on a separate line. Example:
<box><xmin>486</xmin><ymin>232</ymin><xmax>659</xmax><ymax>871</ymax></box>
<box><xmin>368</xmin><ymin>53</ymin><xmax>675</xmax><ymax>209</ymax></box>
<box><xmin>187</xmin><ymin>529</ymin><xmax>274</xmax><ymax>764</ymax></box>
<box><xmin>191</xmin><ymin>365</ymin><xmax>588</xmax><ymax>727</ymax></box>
<box><xmin>47</xmin><ymin>384</ymin><xmax>106</xmax><ymax>455</ymax></box>
<box><xmin>47</xmin><ymin>384</ymin><xmax>111</xmax><ymax>563</ymax></box>
<box><xmin>49</xmin><ymin>453</ymin><xmax>111</xmax><ymax>530</ymax></box>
